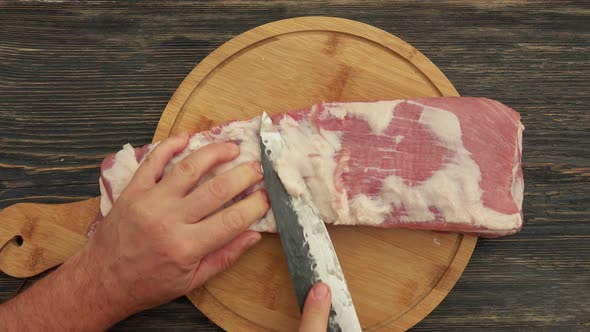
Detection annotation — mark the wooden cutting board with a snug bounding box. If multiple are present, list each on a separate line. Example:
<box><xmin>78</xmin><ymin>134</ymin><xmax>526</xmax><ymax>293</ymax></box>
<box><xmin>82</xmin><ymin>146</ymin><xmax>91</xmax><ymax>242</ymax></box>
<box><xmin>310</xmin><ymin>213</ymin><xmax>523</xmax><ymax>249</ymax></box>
<box><xmin>0</xmin><ymin>17</ymin><xmax>477</xmax><ymax>331</ymax></box>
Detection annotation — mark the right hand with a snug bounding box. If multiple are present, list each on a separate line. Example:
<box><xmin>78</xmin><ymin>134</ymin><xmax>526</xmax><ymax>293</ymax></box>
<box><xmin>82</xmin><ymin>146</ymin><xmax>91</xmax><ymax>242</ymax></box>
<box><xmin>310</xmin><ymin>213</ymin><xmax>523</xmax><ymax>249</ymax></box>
<box><xmin>299</xmin><ymin>282</ymin><xmax>333</xmax><ymax>332</ymax></box>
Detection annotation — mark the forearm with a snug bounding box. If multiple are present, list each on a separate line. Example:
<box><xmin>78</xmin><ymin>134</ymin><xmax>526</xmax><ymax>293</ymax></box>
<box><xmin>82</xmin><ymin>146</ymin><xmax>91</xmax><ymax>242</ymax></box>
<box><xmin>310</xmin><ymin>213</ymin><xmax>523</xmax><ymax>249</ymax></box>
<box><xmin>0</xmin><ymin>137</ymin><xmax>272</xmax><ymax>330</ymax></box>
<box><xmin>0</xmin><ymin>248</ymin><xmax>136</xmax><ymax>331</ymax></box>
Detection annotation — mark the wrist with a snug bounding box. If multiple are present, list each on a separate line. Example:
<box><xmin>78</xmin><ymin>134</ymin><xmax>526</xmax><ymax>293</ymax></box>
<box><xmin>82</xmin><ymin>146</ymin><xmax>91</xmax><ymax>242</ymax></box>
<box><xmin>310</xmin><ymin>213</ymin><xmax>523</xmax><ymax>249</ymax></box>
<box><xmin>0</xmin><ymin>245</ymin><xmax>139</xmax><ymax>331</ymax></box>
<box><xmin>61</xmin><ymin>245</ymin><xmax>140</xmax><ymax>327</ymax></box>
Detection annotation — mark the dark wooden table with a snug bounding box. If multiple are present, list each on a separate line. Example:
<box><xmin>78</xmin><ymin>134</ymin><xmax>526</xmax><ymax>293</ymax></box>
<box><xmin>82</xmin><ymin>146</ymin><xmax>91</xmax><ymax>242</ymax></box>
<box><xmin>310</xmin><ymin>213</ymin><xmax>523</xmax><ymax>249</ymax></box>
<box><xmin>1</xmin><ymin>1</ymin><xmax>589</xmax><ymax>330</ymax></box>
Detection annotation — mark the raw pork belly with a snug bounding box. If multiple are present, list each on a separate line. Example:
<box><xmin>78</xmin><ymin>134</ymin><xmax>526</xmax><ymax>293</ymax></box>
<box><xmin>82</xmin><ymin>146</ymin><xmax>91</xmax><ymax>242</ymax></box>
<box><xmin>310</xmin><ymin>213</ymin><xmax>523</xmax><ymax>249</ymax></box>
<box><xmin>97</xmin><ymin>97</ymin><xmax>524</xmax><ymax>238</ymax></box>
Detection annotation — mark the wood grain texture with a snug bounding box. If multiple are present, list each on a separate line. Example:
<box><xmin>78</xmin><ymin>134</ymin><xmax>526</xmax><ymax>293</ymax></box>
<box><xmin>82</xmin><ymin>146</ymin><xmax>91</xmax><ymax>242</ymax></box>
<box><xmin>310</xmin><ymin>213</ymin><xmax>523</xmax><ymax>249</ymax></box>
<box><xmin>0</xmin><ymin>16</ymin><xmax>476</xmax><ymax>331</ymax></box>
<box><xmin>151</xmin><ymin>17</ymin><xmax>475</xmax><ymax>331</ymax></box>
<box><xmin>0</xmin><ymin>198</ymin><xmax>99</xmax><ymax>277</ymax></box>
<box><xmin>0</xmin><ymin>1</ymin><xmax>588</xmax><ymax>331</ymax></box>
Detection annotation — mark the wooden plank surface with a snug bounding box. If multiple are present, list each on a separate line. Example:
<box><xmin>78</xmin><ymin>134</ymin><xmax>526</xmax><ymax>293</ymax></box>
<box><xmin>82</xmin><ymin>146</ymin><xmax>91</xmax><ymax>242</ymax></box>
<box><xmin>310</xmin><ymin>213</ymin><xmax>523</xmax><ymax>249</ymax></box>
<box><xmin>0</xmin><ymin>1</ymin><xmax>588</xmax><ymax>330</ymax></box>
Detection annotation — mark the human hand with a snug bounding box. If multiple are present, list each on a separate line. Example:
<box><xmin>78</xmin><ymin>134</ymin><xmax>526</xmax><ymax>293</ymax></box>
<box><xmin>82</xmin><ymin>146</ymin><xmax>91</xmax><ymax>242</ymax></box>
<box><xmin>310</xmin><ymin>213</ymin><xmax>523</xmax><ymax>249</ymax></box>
<box><xmin>299</xmin><ymin>282</ymin><xmax>332</xmax><ymax>332</ymax></box>
<box><xmin>74</xmin><ymin>132</ymin><xmax>269</xmax><ymax>317</ymax></box>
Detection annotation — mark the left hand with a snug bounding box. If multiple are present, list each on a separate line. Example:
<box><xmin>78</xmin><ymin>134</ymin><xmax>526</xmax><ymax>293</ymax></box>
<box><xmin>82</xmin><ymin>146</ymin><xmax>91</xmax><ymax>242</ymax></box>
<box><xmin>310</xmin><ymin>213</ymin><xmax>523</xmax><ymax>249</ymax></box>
<box><xmin>72</xmin><ymin>132</ymin><xmax>269</xmax><ymax>317</ymax></box>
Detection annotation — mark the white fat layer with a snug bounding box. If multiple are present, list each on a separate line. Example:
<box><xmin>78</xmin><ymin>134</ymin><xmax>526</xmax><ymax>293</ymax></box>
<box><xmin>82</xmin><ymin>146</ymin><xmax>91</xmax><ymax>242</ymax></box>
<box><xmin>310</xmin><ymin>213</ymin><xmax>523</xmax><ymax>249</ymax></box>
<box><xmin>100</xmin><ymin>143</ymin><xmax>155</xmax><ymax>217</ymax></box>
<box><xmin>348</xmin><ymin>102</ymin><xmax>522</xmax><ymax>231</ymax></box>
<box><xmin>418</xmin><ymin>106</ymin><xmax>463</xmax><ymax>147</ymax></box>
<box><xmin>99</xmin><ymin>178</ymin><xmax>112</xmax><ymax>215</ymax></box>
<box><xmin>273</xmin><ymin>111</ymin><xmax>347</xmax><ymax>223</ymax></box>
<box><xmin>511</xmin><ymin>123</ymin><xmax>525</xmax><ymax>209</ymax></box>
<box><xmin>101</xmin><ymin>144</ymin><xmax>141</xmax><ymax>209</ymax></box>
<box><xmin>291</xmin><ymin>197</ymin><xmax>361</xmax><ymax>331</ymax></box>
<box><xmin>325</xmin><ymin>101</ymin><xmax>400</xmax><ymax>135</ymax></box>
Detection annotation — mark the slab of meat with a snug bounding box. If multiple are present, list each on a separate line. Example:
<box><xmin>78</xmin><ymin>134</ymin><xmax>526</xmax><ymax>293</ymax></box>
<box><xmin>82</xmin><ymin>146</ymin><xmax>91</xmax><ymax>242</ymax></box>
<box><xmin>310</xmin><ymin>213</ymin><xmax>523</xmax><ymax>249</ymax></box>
<box><xmin>95</xmin><ymin>97</ymin><xmax>524</xmax><ymax>238</ymax></box>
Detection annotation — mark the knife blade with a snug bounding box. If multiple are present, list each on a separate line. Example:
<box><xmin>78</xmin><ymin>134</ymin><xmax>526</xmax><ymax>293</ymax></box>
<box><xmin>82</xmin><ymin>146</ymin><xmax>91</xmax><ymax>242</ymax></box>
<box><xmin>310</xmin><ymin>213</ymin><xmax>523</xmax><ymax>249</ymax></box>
<box><xmin>259</xmin><ymin>112</ymin><xmax>362</xmax><ymax>332</ymax></box>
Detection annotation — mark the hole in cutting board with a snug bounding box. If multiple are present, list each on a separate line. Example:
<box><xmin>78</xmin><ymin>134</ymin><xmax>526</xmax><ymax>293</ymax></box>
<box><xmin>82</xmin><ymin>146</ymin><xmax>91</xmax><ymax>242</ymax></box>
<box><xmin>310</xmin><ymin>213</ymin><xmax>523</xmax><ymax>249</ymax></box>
<box><xmin>0</xmin><ymin>235</ymin><xmax>24</xmax><ymax>254</ymax></box>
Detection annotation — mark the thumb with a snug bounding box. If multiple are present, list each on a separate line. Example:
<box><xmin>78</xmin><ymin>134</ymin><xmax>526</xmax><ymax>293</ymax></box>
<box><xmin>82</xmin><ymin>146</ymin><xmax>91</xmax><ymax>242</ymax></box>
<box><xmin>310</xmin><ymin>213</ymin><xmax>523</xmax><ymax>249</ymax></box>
<box><xmin>299</xmin><ymin>282</ymin><xmax>332</xmax><ymax>332</ymax></box>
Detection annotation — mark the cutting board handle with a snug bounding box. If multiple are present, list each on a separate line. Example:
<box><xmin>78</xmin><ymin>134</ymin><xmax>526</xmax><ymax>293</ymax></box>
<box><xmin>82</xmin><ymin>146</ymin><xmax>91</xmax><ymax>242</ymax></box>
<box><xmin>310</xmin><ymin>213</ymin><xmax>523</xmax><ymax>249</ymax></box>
<box><xmin>0</xmin><ymin>197</ymin><xmax>100</xmax><ymax>278</ymax></box>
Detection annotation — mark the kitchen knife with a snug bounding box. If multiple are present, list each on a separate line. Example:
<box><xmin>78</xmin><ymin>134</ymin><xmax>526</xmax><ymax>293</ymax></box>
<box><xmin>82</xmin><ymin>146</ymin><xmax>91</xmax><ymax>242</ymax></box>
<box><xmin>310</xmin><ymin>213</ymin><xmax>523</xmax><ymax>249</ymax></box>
<box><xmin>259</xmin><ymin>112</ymin><xmax>362</xmax><ymax>332</ymax></box>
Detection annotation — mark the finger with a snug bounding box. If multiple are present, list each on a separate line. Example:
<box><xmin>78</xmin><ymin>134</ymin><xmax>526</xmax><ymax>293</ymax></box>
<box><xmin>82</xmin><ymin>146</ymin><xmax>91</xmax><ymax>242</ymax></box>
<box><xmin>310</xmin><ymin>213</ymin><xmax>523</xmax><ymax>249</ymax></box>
<box><xmin>190</xmin><ymin>190</ymin><xmax>269</xmax><ymax>256</ymax></box>
<box><xmin>189</xmin><ymin>231</ymin><xmax>261</xmax><ymax>289</ymax></box>
<box><xmin>158</xmin><ymin>142</ymin><xmax>240</xmax><ymax>196</ymax></box>
<box><xmin>299</xmin><ymin>283</ymin><xmax>332</xmax><ymax>332</ymax></box>
<box><xmin>183</xmin><ymin>161</ymin><xmax>263</xmax><ymax>222</ymax></box>
<box><xmin>128</xmin><ymin>132</ymin><xmax>190</xmax><ymax>192</ymax></box>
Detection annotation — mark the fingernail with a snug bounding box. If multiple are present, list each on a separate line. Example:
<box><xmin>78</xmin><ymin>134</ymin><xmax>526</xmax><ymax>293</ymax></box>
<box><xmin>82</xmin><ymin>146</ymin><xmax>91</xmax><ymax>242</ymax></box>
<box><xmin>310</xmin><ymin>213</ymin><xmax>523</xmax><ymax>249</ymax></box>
<box><xmin>247</xmin><ymin>233</ymin><xmax>262</xmax><ymax>247</ymax></box>
<box><xmin>252</xmin><ymin>161</ymin><xmax>263</xmax><ymax>174</ymax></box>
<box><xmin>226</xmin><ymin>142</ymin><xmax>239</xmax><ymax>154</ymax></box>
<box><xmin>313</xmin><ymin>283</ymin><xmax>329</xmax><ymax>299</ymax></box>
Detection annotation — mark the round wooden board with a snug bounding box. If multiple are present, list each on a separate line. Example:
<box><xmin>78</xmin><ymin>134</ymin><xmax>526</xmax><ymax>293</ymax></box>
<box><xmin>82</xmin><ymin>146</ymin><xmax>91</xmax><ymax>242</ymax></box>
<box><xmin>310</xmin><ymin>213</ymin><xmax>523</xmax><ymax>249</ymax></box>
<box><xmin>153</xmin><ymin>17</ymin><xmax>477</xmax><ymax>332</ymax></box>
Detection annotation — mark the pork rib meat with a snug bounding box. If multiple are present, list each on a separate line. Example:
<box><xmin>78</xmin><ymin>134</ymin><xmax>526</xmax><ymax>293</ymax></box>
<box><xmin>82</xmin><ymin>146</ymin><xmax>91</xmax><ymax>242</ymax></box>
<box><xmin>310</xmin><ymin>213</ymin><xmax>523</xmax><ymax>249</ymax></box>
<box><xmin>96</xmin><ymin>97</ymin><xmax>524</xmax><ymax>238</ymax></box>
